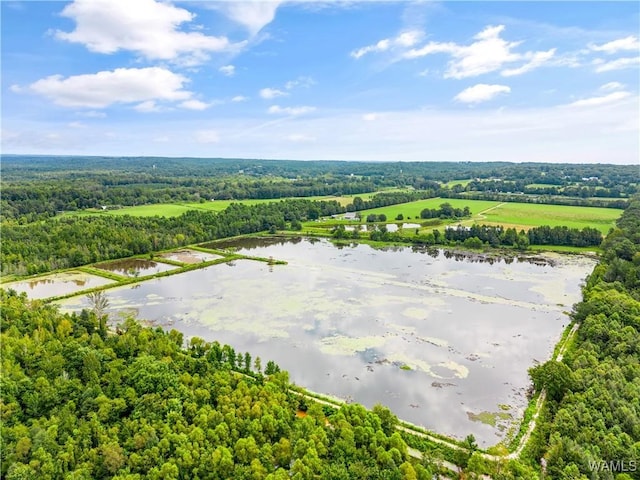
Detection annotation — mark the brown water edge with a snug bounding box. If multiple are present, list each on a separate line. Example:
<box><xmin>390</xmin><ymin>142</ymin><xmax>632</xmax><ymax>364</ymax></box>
<box><xmin>158</xmin><ymin>249</ymin><xmax>223</xmax><ymax>264</ymax></box>
<box><xmin>4</xmin><ymin>271</ymin><xmax>116</xmax><ymax>300</ymax></box>
<box><xmin>93</xmin><ymin>258</ymin><xmax>179</xmax><ymax>277</ymax></box>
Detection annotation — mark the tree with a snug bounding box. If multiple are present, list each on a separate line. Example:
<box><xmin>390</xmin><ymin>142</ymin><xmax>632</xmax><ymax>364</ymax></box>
<box><xmin>86</xmin><ymin>290</ymin><xmax>109</xmax><ymax>319</ymax></box>
<box><xmin>529</xmin><ymin>360</ymin><xmax>574</xmax><ymax>402</ymax></box>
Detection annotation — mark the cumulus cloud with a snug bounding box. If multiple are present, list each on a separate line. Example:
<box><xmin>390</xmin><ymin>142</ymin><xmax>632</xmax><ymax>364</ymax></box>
<box><xmin>179</xmin><ymin>99</ymin><xmax>210</xmax><ymax>110</ymax></box>
<box><xmin>402</xmin><ymin>25</ymin><xmax>555</xmax><ymax>79</ymax></box>
<box><xmin>219</xmin><ymin>65</ymin><xmax>236</xmax><ymax>77</ymax></box>
<box><xmin>268</xmin><ymin>105</ymin><xmax>315</xmax><ymax>115</ymax></box>
<box><xmin>26</xmin><ymin>67</ymin><xmax>192</xmax><ymax>108</ymax></box>
<box><xmin>194</xmin><ymin>130</ymin><xmax>220</xmax><ymax>143</ymax></box>
<box><xmin>454</xmin><ymin>84</ymin><xmax>511</xmax><ymax>104</ymax></box>
<box><xmin>501</xmin><ymin>48</ymin><xmax>556</xmax><ymax>76</ymax></box>
<box><xmin>351</xmin><ymin>30</ymin><xmax>423</xmax><ymax>59</ymax></box>
<box><xmin>134</xmin><ymin>101</ymin><xmax>163</xmax><ymax>113</ymax></box>
<box><xmin>568</xmin><ymin>91</ymin><xmax>631</xmax><ymax>107</ymax></box>
<box><xmin>215</xmin><ymin>1</ymin><xmax>282</xmax><ymax>36</ymax></box>
<box><xmin>55</xmin><ymin>0</ymin><xmax>238</xmax><ymax>64</ymax></box>
<box><xmin>589</xmin><ymin>35</ymin><xmax>639</xmax><ymax>54</ymax></box>
<box><xmin>231</xmin><ymin>95</ymin><xmax>249</xmax><ymax>102</ymax></box>
<box><xmin>260</xmin><ymin>88</ymin><xmax>288</xmax><ymax>99</ymax></box>
<box><xmin>593</xmin><ymin>56</ymin><xmax>640</xmax><ymax>73</ymax></box>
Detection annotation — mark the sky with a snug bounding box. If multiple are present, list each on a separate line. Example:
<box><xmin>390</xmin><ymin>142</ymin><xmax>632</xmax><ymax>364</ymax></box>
<box><xmin>1</xmin><ymin>1</ymin><xmax>639</xmax><ymax>163</ymax></box>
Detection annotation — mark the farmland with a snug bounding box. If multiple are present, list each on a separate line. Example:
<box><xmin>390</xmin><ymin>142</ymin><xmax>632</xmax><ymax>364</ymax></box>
<box><xmin>336</xmin><ymin>198</ymin><xmax>622</xmax><ymax>234</ymax></box>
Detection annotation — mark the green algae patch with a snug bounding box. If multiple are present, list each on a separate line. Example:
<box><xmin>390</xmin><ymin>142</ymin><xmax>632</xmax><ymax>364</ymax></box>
<box><xmin>467</xmin><ymin>410</ymin><xmax>512</xmax><ymax>427</ymax></box>
<box><xmin>317</xmin><ymin>335</ymin><xmax>387</xmax><ymax>355</ymax></box>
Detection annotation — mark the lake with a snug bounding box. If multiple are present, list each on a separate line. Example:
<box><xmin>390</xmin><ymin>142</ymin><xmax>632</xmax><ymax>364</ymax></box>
<box><xmin>59</xmin><ymin>237</ymin><xmax>595</xmax><ymax>446</ymax></box>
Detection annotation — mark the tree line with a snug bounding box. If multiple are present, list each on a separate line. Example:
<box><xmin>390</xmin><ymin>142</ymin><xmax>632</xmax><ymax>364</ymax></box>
<box><xmin>524</xmin><ymin>197</ymin><xmax>640</xmax><ymax>479</ymax></box>
<box><xmin>0</xmin><ymin>200</ymin><xmax>346</xmax><ymax>276</ymax></box>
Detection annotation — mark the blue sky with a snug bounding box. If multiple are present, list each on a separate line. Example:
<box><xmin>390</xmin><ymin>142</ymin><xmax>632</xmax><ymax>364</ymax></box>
<box><xmin>2</xmin><ymin>1</ymin><xmax>639</xmax><ymax>163</ymax></box>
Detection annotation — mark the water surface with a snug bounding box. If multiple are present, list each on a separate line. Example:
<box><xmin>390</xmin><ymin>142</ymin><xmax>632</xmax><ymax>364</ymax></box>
<box><xmin>59</xmin><ymin>237</ymin><xmax>595</xmax><ymax>446</ymax></box>
<box><xmin>94</xmin><ymin>258</ymin><xmax>179</xmax><ymax>277</ymax></box>
<box><xmin>5</xmin><ymin>271</ymin><xmax>115</xmax><ymax>299</ymax></box>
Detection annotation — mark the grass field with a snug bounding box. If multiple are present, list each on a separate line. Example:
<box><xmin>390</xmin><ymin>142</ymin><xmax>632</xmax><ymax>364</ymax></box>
<box><xmin>357</xmin><ymin>198</ymin><xmax>501</xmax><ymax>221</ymax></box>
<box><xmin>344</xmin><ymin>198</ymin><xmax>622</xmax><ymax>234</ymax></box>
<box><xmin>61</xmin><ymin>188</ymin><xmax>414</xmax><ymax>218</ymax></box>
<box><xmin>442</xmin><ymin>179</ymin><xmax>473</xmax><ymax>188</ymax></box>
<box><xmin>477</xmin><ymin>202</ymin><xmax>621</xmax><ymax>233</ymax></box>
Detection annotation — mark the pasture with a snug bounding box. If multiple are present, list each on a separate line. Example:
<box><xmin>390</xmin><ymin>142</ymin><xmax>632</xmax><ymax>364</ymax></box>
<box><xmin>343</xmin><ymin>198</ymin><xmax>622</xmax><ymax>234</ymax></box>
<box><xmin>477</xmin><ymin>202</ymin><xmax>621</xmax><ymax>233</ymax></box>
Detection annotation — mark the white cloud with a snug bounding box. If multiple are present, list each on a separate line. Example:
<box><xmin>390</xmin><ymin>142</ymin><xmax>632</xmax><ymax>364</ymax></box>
<box><xmin>10</xmin><ymin>84</ymin><xmax>23</xmax><ymax>93</ymax></box>
<box><xmin>260</xmin><ymin>88</ymin><xmax>288</xmax><ymax>99</ymax></box>
<box><xmin>67</xmin><ymin>121</ymin><xmax>86</xmax><ymax>128</ymax></box>
<box><xmin>455</xmin><ymin>84</ymin><xmax>511</xmax><ymax>104</ymax></box>
<box><xmin>179</xmin><ymin>99</ymin><xmax>210</xmax><ymax>110</ymax></box>
<box><xmin>194</xmin><ymin>130</ymin><xmax>220</xmax><ymax>143</ymax></box>
<box><xmin>219</xmin><ymin>65</ymin><xmax>236</xmax><ymax>77</ymax></box>
<box><xmin>134</xmin><ymin>100</ymin><xmax>164</xmax><ymax>113</ymax></box>
<box><xmin>154</xmin><ymin>136</ymin><xmax>170</xmax><ymax>143</ymax></box>
<box><xmin>594</xmin><ymin>56</ymin><xmax>640</xmax><ymax>73</ymax></box>
<box><xmin>501</xmin><ymin>48</ymin><xmax>556</xmax><ymax>76</ymax></box>
<box><xmin>285</xmin><ymin>76</ymin><xmax>316</xmax><ymax>90</ymax></box>
<box><xmin>568</xmin><ymin>91</ymin><xmax>631</xmax><ymax>107</ymax></box>
<box><xmin>27</xmin><ymin>67</ymin><xmax>192</xmax><ymax>108</ymax></box>
<box><xmin>216</xmin><ymin>1</ymin><xmax>282</xmax><ymax>36</ymax></box>
<box><xmin>589</xmin><ymin>36</ymin><xmax>639</xmax><ymax>54</ymax></box>
<box><xmin>268</xmin><ymin>105</ymin><xmax>315</xmax><ymax>115</ymax></box>
<box><xmin>403</xmin><ymin>25</ymin><xmax>556</xmax><ymax>79</ymax></box>
<box><xmin>351</xmin><ymin>30</ymin><xmax>424</xmax><ymax>59</ymax></box>
<box><xmin>56</xmin><ymin>0</ymin><xmax>238</xmax><ymax>64</ymax></box>
<box><xmin>231</xmin><ymin>95</ymin><xmax>249</xmax><ymax>102</ymax></box>
<box><xmin>600</xmin><ymin>82</ymin><xmax>625</xmax><ymax>91</ymax></box>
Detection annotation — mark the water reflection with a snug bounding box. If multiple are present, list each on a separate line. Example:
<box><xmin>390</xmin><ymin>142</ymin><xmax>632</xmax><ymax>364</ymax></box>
<box><xmin>5</xmin><ymin>271</ymin><xmax>114</xmax><ymax>299</ymax></box>
<box><xmin>59</xmin><ymin>237</ymin><xmax>595</xmax><ymax>447</ymax></box>
<box><xmin>94</xmin><ymin>258</ymin><xmax>178</xmax><ymax>276</ymax></box>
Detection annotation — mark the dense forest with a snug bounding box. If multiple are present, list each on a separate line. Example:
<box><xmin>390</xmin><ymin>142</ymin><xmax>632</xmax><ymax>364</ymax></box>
<box><xmin>1</xmin><ymin>156</ymin><xmax>635</xmax><ymax>221</ymax></box>
<box><xmin>525</xmin><ymin>198</ymin><xmax>640</xmax><ymax>479</ymax></box>
<box><xmin>1</xmin><ymin>290</ymin><xmax>437</xmax><ymax>479</ymax></box>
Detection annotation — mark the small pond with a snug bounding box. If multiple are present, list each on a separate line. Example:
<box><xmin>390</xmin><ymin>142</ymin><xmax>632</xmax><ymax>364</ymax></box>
<box><xmin>4</xmin><ymin>271</ymin><xmax>115</xmax><ymax>299</ymax></box>
<box><xmin>159</xmin><ymin>249</ymin><xmax>223</xmax><ymax>264</ymax></box>
<box><xmin>59</xmin><ymin>237</ymin><xmax>596</xmax><ymax>446</ymax></box>
<box><xmin>94</xmin><ymin>258</ymin><xmax>179</xmax><ymax>277</ymax></box>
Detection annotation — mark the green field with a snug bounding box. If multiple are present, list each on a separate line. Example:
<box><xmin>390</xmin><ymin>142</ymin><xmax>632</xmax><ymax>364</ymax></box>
<box><xmin>478</xmin><ymin>202</ymin><xmax>621</xmax><ymax>233</ymax></box>
<box><xmin>442</xmin><ymin>179</ymin><xmax>473</xmax><ymax>188</ymax></box>
<box><xmin>345</xmin><ymin>198</ymin><xmax>622</xmax><ymax>234</ymax></box>
<box><xmin>62</xmin><ymin>189</ymin><xmax>414</xmax><ymax>218</ymax></box>
<box><xmin>358</xmin><ymin>198</ymin><xmax>501</xmax><ymax>221</ymax></box>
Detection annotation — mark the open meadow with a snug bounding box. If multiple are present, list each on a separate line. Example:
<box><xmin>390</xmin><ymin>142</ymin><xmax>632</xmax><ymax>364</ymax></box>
<box><xmin>352</xmin><ymin>198</ymin><xmax>621</xmax><ymax>233</ymax></box>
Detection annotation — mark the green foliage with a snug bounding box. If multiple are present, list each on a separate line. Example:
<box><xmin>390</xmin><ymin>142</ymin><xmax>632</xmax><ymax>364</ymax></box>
<box><xmin>527</xmin><ymin>197</ymin><xmax>640</xmax><ymax>478</ymax></box>
<box><xmin>0</xmin><ymin>290</ymin><xmax>417</xmax><ymax>479</ymax></box>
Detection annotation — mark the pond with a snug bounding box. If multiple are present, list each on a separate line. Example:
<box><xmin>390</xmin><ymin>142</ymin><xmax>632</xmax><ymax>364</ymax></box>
<box><xmin>94</xmin><ymin>258</ymin><xmax>179</xmax><ymax>277</ymax></box>
<box><xmin>4</xmin><ymin>271</ymin><xmax>115</xmax><ymax>299</ymax></box>
<box><xmin>158</xmin><ymin>249</ymin><xmax>223</xmax><ymax>264</ymax></box>
<box><xmin>59</xmin><ymin>237</ymin><xmax>596</xmax><ymax>446</ymax></box>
